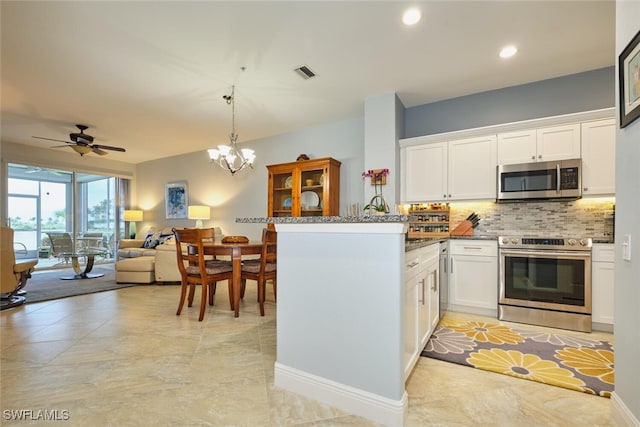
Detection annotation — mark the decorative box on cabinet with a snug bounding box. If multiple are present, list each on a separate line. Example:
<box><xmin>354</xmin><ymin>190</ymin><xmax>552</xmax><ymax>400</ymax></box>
<box><xmin>267</xmin><ymin>157</ymin><xmax>341</xmax><ymax>217</ymax></box>
<box><xmin>407</xmin><ymin>203</ymin><xmax>450</xmax><ymax>239</ymax></box>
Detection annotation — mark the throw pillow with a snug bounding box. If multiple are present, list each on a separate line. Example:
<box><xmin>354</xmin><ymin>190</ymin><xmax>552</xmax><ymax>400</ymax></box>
<box><xmin>143</xmin><ymin>231</ymin><xmax>163</xmax><ymax>249</ymax></box>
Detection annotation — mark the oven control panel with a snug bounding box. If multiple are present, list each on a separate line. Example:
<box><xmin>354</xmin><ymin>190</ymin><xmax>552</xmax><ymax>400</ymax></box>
<box><xmin>499</xmin><ymin>236</ymin><xmax>592</xmax><ymax>250</ymax></box>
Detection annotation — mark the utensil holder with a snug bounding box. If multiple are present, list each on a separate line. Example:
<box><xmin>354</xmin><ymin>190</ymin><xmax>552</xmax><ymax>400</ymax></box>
<box><xmin>450</xmin><ymin>220</ymin><xmax>474</xmax><ymax>236</ymax></box>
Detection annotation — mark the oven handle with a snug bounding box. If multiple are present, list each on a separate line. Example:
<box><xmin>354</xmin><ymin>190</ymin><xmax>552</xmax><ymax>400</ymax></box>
<box><xmin>499</xmin><ymin>248</ymin><xmax>591</xmax><ymax>259</ymax></box>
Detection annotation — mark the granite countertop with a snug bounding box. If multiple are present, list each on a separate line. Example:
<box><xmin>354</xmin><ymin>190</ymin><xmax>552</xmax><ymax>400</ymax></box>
<box><xmin>405</xmin><ymin>238</ymin><xmax>443</xmax><ymax>252</ymax></box>
<box><xmin>236</xmin><ymin>215</ymin><xmax>410</xmax><ymax>223</ymax></box>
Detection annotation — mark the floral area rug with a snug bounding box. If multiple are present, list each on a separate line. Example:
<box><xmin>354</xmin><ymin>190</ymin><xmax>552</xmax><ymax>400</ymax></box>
<box><xmin>421</xmin><ymin>317</ymin><xmax>614</xmax><ymax>397</ymax></box>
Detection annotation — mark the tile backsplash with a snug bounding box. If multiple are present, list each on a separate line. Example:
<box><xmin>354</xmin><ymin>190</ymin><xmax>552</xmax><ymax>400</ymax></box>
<box><xmin>449</xmin><ymin>198</ymin><xmax>615</xmax><ymax>241</ymax></box>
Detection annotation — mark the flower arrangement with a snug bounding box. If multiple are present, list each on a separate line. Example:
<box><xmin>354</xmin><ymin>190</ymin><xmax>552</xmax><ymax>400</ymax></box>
<box><xmin>362</xmin><ymin>168</ymin><xmax>390</xmax><ymax>213</ymax></box>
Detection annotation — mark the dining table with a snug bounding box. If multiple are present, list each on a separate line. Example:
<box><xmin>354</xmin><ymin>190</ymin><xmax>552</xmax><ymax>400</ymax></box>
<box><xmin>199</xmin><ymin>240</ymin><xmax>263</xmax><ymax>317</ymax></box>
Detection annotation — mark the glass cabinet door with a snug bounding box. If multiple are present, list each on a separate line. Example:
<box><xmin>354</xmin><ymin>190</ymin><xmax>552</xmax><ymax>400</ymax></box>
<box><xmin>299</xmin><ymin>167</ymin><xmax>324</xmax><ymax>217</ymax></box>
<box><xmin>271</xmin><ymin>171</ymin><xmax>293</xmax><ymax>217</ymax></box>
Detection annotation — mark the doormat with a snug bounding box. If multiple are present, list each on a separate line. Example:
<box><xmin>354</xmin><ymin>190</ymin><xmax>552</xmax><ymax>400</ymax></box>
<box><xmin>421</xmin><ymin>317</ymin><xmax>614</xmax><ymax>397</ymax></box>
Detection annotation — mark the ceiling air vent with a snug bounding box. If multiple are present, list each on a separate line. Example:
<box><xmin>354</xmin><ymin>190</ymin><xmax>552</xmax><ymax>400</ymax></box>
<box><xmin>294</xmin><ymin>65</ymin><xmax>316</xmax><ymax>80</ymax></box>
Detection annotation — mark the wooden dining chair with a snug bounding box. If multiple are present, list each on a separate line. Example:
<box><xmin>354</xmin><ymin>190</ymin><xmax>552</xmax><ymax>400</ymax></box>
<box><xmin>172</xmin><ymin>227</ymin><xmax>233</xmax><ymax>321</ymax></box>
<box><xmin>240</xmin><ymin>228</ymin><xmax>277</xmax><ymax>316</ymax></box>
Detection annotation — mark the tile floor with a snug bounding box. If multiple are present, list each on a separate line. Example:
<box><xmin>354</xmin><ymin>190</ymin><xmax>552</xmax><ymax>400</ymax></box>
<box><xmin>1</xmin><ymin>282</ymin><xmax>616</xmax><ymax>426</ymax></box>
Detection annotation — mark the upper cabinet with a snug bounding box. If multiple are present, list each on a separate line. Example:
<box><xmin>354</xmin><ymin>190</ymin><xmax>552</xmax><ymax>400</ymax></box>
<box><xmin>400</xmin><ymin>109</ymin><xmax>615</xmax><ymax>204</ymax></box>
<box><xmin>267</xmin><ymin>157</ymin><xmax>341</xmax><ymax>217</ymax></box>
<box><xmin>404</xmin><ymin>143</ymin><xmax>448</xmax><ymax>202</ymax></box>
<box><xmin>497</xmin><ymin>124</ymin><xmax>581</xmax><ymax>165</ymax></box>
<box><xmin>402</xmin><ymin>136</ymin><xmax>496</xmax><ymax>203</ymax></box>
<box><xmin>581</xmin><ymin>119</ymin><xmax>616</xmax><ymax>196</ymax></box>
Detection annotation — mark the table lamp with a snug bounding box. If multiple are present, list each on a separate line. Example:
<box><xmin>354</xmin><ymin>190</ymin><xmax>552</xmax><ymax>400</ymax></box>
<box><xmin>123</xmin><ymin>209</ymin><xmax>143</xmax><ymax>239</ymax></box>
<box><xmin>188</xmin><ymin>205</ymin><xmax>210</xmax><ymax>228</ymax></box>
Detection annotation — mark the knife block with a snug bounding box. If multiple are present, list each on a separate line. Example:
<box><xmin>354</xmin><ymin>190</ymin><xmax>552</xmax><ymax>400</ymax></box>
<box><xmin>450</xmin><ymin>220</ymin><xmax>474</xmax><ymax>236</ymax></box>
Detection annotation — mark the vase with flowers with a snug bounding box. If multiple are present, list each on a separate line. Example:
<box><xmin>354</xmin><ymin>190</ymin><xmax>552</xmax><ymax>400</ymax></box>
<box><xmin>362</xmin><ymin>168</ymin><xmax>390</xmax><ymax>215</ymax></box>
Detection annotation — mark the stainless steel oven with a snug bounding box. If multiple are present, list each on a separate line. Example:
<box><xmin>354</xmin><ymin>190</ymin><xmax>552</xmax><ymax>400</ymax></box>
<box><xmin>498</xmin><ymin>236</ymin><xmax>592</xmax><ymax>332</ymax></box>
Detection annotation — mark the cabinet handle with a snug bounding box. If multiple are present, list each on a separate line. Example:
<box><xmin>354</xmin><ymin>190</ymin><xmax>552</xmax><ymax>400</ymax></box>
<box><xmin>419</xmin><ymin>279</ymin><xmax>425</xmax><ymax>304</ymax></box>
<box><xmin>407</xmin><ymin>261</ymin><xmax>419</xmax><ymax>268</ymax></box>
<box><xmin>448</xmin><ymin>194</ymin><xmax>451</xmax><ymax>198</ymax></box>
<box><xmin>450</xmin><ymin>258</ymin><xmax>453</xmax><ymax>274</ymax></box>
<box><xmin>531</xmin><ymin>155</ymin><xmax>535</xmax><ymax>160</ymax></box>
<box><xmin>443</xmin><ymin>194</ymin><xmax>447</xmax><ymax>198</ymax></box>
<box><xmin>584</xmin><ymin>187</ymin><xmax>588</xmax><ymax>191</ymax></box>
<box><xmin>538</xmin><ymin>155</ymin><xmax>542</xmax><ymax>159</ymax></box>
<box><xmin>463</xmin><ymin>246</ymin><xmax>483</xmax><ymax>250</ymax></box>
<box><xmin>443</xmin><ymin>259</ymin><xmax>447</xmax><ymax>273</ymax></box>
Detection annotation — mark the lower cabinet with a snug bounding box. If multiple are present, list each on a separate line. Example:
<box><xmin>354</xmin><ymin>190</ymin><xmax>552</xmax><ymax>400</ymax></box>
<box><xmin>404</xmin><ymin>243</ymin><xmax>440</xmax><ymax>381</ymax></box>
<box><xmin>592</xmin><ymin>243</ymin><xmax>614</xmax><ymax>328</ymax></box>
<box><xmin>448</xmin><ymin>239</ymin><xmax>498</xmax><ymax>317</ymax></box>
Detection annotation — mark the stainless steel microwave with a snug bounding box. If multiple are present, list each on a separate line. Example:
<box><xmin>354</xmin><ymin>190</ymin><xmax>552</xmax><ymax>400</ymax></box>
<box><xmin>497</xmin><ymin>159</ymin><xmax>581</xmax><ymax>201</ymax></box>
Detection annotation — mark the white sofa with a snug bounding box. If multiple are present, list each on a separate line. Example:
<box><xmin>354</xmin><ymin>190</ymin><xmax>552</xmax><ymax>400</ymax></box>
<box><xmin>116</xmin><ymin>227</ymin><xmax>222</xmax><ymax>284</ymax></box>
<box><xmin>116</xmin><ymin>227</ymin><xmax>179</xmax><ymax>283</ymax></box>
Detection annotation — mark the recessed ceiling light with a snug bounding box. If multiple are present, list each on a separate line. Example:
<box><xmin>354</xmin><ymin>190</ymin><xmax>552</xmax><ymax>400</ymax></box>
<box><xmin>500</xmin><ymin>45</ymin><xmax>518</xmax><ymax>59</ymax></box>
<box><xmin>402</xmin><ymin>7</ymin><xmax>422</xmax><ymax>26</ymax></box>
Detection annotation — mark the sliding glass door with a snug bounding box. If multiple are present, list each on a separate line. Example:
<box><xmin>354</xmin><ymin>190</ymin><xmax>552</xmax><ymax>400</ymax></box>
<box><xmin>7</xmin><ymin>163</ymin><xmax>129</xmax><ymax>269</ymax></box>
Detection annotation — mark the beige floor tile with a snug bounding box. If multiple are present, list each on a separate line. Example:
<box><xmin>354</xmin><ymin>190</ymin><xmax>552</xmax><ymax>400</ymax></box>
<box><xmin>1</xmin><ymin>285</ymin><xmax>615</xmax><ymax>426</ymax></box>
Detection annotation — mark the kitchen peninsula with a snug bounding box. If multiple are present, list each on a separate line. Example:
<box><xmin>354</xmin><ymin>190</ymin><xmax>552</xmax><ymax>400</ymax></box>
<box><xmin>237</xmin><ymin>215</ymin><xmax>439</xmax><ymax>426</ymax></box>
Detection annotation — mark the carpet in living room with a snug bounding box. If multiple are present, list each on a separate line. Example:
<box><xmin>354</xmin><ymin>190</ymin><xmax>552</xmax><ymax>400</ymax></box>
<box><xmin>23</xmin><ymin>264</ymin><xmax>140</xmax><ymax>304</ymax></box>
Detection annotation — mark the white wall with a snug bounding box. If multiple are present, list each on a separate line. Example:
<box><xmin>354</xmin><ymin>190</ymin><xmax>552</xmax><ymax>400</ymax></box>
<box><xmin>614</xmin><ymin>1</ymin><xmax>640</xmax><ymax>422</ymax></box>
<box><xmin>135</xmin><ymin>117</ymin><xmax>364</xmax><ymax>240</ymax></box>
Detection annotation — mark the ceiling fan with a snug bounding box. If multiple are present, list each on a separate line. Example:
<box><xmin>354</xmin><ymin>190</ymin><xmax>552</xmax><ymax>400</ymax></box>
<box><xmin>32</xmin><ymin>124</ymin><xmax>126</xmax><ymax>156</ymax></box>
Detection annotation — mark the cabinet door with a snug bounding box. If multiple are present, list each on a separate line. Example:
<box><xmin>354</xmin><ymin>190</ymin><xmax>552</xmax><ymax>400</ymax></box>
<box><xmin>448</xmin><ymin>135</ymin><xmax>497</xmax><ymax>200</ymax></box>
<box><xmin>536</xmin><ymin>124</ymin><xmax>581</xmax><ymax>161</ymax></box>
<box><xmin>404</xmin><ymin>143</ymin><xmax>448</xmax><ymax>202</ymax></box>
<box><xmin>404</xmin><ymin>273</ymin><xmax>419</xmax><ymax>380</ymax></box>
<box><xmin>592</xmin><ymin>261</ymin><xmax>614</xmax><ymax>325</ymax></box>
<box><xmin>497</xmin><ymin>129</ymin><xmax>537</xmax><ymax>165</ymax></box>
<box><xmin>298</xmin><ymin>163</ymin><xmax>327</xmax><ymax>217</ymax></box>
<box><xmin>592</xmin><ymin>243</ymin><xmax>615</xmax><ymax>326</ymax></box>
<box><xmin>423</xmin><ymin>257</ymin><xmax>439</xmax><ymax>347</ymax></box>
<box><xmin>581</xmin><ymin>119</ymin><xmax>616</xmax><ymax>196</ymax></box>
<box><xmin>449</xmin><ymin>254</ymin><xmax>497</xmax><ymax>312</ymax></box>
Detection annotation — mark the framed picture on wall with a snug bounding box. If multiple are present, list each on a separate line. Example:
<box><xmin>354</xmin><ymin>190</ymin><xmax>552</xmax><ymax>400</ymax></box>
<box><xmin>165</xmin><ymin>181</ymin><xmax>188</xmax><ymax>219</ymax></box>
<box><xmin>619</xmin><ymin>28</ymin><xmax>640</xmax><ymax>128</ymax></box>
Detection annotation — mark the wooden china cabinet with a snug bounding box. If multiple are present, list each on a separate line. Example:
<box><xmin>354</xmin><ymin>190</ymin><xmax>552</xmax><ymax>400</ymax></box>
<box><xmin>267</xmin><ymin>157</ymin><xmax>341</xmax><ymax>217</ymax></box>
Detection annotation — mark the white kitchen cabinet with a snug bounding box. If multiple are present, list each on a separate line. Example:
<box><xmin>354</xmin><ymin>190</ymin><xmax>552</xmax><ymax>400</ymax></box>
<box><xmin>581</xmin><ymin>119</ymin><xmax>616</xmax><ymax>196</ymax></box>
<box><xmin>448</xmin><ymin>239</ymin><xmax>498</xmax><ymax>317</ymax></box>
<box><xmin>403</xmin><ymin>250</ymin><xmax>420</xmax><ymax>380</ymax></box>
<box><xmin>404</xmin><ymin>243</ymin><xmax>440</xmax><ymax>381</ymax></box>
<box><xmin>403</xmin><ymin>142</ymin><xmax>447</xmax><ymax>202</ymax></box>
<box><xmin>592</xmin><ymin>243</ymin><xmax>615</xmax><ymax>329</ymax></box>
<box><xmin>448</xmin><ymin>135</ymin><xmax>497</xmax><ymax>200</ymax></box>
<box><xmin>402</xmin><ymin>135</ymin><xmax>496</xmax><ymax>203</ymax></box>
<box><xmin>497</xmin><ymin>124</ymin><xmax>581</xmax><ymax>165</ymax></box>
<box><xmin>418</xmin><ymin>245</ymin><xmax>440</xmax><ymax>349</ymax></box>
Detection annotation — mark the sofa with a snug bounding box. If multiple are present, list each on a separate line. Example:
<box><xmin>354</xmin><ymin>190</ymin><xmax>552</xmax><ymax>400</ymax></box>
<box><xmin>115</xmin><ymin>226</ymin><xmax>223</xmax><ymax>284</ymax></box>
<box><xmin>116</xmin><ymin>227</ymin><xmax>176</xmax><ymax>283</ymax></box>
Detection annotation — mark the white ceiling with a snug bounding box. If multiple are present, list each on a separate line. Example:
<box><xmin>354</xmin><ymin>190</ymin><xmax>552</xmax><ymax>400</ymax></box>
<box><xmin>1</xmin><ymin>1</ymin><xmax>615</xmax><ymax>164</ymax></box>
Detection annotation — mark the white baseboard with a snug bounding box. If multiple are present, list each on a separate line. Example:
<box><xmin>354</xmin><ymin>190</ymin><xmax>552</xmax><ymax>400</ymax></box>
<box><xmin>274</xmin><ymin>362</ymin><xmax>407</xmax><ymax>427</ymax></box>
<box><xmin>611</xmin><ymin>391</ymin><xmax>640</xmax><ymax>427</ymax></box>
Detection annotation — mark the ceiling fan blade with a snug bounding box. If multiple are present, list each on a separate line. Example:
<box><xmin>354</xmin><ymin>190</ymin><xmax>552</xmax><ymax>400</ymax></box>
<box><xmin>32</xmin><ymin>136</ymin><xmax>71</xmax><ymax>144</ymax></box>
<box><xmin>92</xmin><ymin>147</ymin><xmax>108</xmax><ymax>155</ymax></box>
<box><xmin>93</xmin><ymin>144</ymin><xmax>126</xmax><ymax>152</ymax></box>
<box><xmin>50</xmin><ymin>145</ymin><xmax>71</xmax><ymax>148</ymax></box>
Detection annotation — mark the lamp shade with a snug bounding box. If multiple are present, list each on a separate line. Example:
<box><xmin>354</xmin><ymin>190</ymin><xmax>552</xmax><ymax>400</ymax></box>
<box><xmin>188</xmin><ymin>205</ymin><xmax>210</xmax><ymax>228</ymax></box>
<box><xmin>123</xmin><ymin>210</ymin><xmax>144</xmax><ymax>222</ymax></box>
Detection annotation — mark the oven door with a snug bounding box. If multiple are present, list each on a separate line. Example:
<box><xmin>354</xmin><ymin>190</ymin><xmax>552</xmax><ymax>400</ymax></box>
<box><xmin>499</xmin><ymin>249</ymin><xmax>591</xmax><ymax>314</ymax></box>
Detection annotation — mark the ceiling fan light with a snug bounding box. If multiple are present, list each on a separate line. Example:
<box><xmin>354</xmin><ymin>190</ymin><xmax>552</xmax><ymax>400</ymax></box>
<box><xmin>71</xmin><ymin>145</ymin><xmax>92</xmax><ymax>155</ymax></box>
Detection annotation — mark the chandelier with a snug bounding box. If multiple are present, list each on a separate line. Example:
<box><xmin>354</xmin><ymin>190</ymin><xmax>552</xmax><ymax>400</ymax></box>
<box><xmin>207</xmin><ymin>85</ymin><xmax>256</xmax><ymax>175</ymax></box>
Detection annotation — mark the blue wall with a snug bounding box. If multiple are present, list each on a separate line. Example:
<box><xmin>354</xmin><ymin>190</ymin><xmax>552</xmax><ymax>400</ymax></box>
<box><xmin>405</xmin><ymin>66</ymin><xmax>615</xmax><ymax>138</ymax></box>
